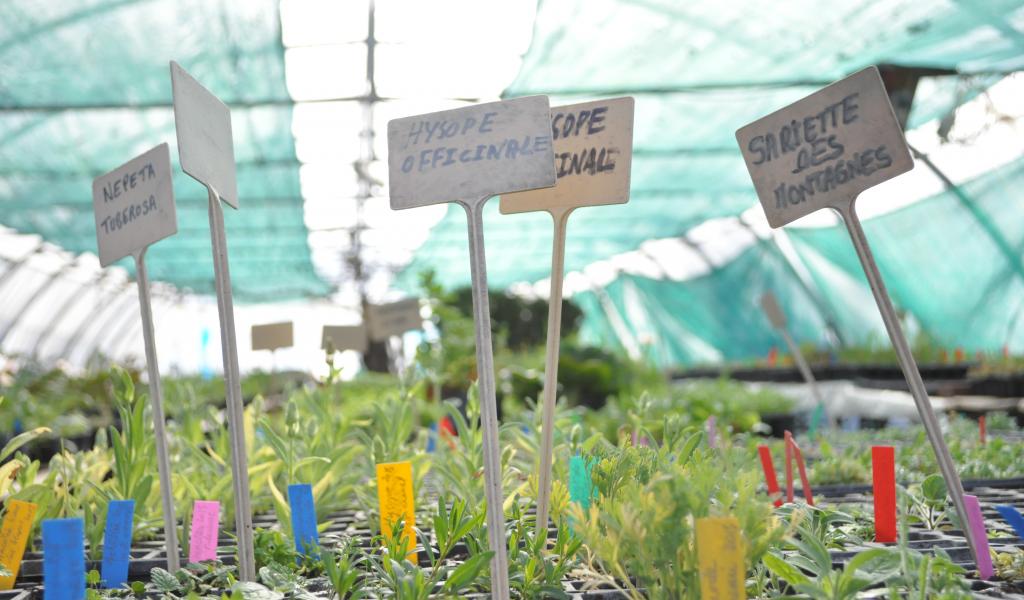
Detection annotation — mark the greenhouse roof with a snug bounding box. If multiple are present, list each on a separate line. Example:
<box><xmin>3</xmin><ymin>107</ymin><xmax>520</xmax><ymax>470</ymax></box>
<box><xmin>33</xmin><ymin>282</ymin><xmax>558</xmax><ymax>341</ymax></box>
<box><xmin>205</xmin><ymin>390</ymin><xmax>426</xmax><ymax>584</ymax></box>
<box><xmin>398</xmin><ymin>0</ymin><xmax>1024</xmax><ymax>290</ymax></box>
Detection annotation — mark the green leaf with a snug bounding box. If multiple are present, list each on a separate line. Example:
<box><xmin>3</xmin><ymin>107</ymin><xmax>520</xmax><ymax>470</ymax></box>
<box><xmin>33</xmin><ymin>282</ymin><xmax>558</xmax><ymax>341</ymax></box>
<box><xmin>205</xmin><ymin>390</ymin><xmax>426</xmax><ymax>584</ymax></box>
<box><xmin>150</xmin><ymin>568</ymin><xmax>182</xmax><ymax>592</ymax></box>
<box><xmin>229</xmin><ymin>582</ymin><xmax>284</xmax><ymax>600</ymax></box>
<box><xmin>763</xmin><ymin>552</ymin><xmax>810</xmax><ymax>586</ymax></box>
<box><xmin>921</xmin><ymin>474</ymin><xmax>948</xmax><ymax>503</ymax></box>
<box><xmin>1</xmin><ymin>427</ymin><xmax>51</xmax><ymax>463</ymax></box>
<box><xmin>444</xmin><ymin>551</ymin><xmax>494</xmax><ymax>591</ymax></box>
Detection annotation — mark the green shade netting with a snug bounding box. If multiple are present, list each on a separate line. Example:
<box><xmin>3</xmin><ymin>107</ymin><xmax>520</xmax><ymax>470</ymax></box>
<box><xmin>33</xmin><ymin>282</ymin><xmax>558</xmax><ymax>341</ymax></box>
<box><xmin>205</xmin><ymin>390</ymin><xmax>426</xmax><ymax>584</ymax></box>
<box><xmin>572</xmin><ymin>156</ymin><xmax>1024</xmax><ymax>368</ymax></box>
<box><xmin>393</xmin><ymin>0</ymin><xmax>1024</xmax><ymax>365</ymax></box>
<box><xmin>398</xmin><ymin>0</ymin><xmax>1023</xmax><ymax>292</ymax></box>
<box><xmin>0</xmin><ymin>1</ymin><xmax>329</xmax><ymax>300</ymax></box>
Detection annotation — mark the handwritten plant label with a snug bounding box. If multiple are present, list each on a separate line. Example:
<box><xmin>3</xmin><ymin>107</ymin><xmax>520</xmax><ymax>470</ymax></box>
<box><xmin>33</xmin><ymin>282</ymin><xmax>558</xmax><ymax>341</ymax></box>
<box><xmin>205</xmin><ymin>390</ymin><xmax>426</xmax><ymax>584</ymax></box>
<box><xmin>759</xmin><ymin>292</ymin><xmax>786</xmax><ymax>330</ymax></box>
<box><xmin>321</xmin><ymin>325</ymin><xmax>368</xmax><ymax>353</ymax></box>
<box><xmin>695</xmin><ymin>517</ymin><xmax>746</xmax><ymax>600</ymax></box>
<box><xmin>251</xmin><ymin>322</ymin><xmax>294</xmax><ymax>352</ymax></box>
<box><xmin>0</xmin><ymin>499</ymin><xmax>37</xmax><ymax>589</ymax></box>
<box><xmin>376</xmin><ymin>462</ymin><xmax>416</xmax><ymax>562</ymax></box>
<box><xmin>500</xmin><ymin>97</ymin><xmax>634</xmax><ymax>213</ymax></box>
<box><xmin>736</xmin><ymin>67</ymin><xmax>913</xmax><ymax>227</ymax></box>
<box><xmin>100</xmin><ymin>499</ymin><xmax>135</xmax><ymax>589</ymax></box>
<box><xmin>42</xmin><ymin>518</ymin><xmax>85</xmax><ymax>600</ymax></box>
<box><xmin>170</xmin><ymin>61</ymin><xmax>239</xmax><ymax>208</ymax></box>
<box><xmin>568</xmin><ymin>455</ymin><xmax>597</xmax><ymax>510</ymax></box>
<box><xmin>188</xmin><ymin>501</ymin><xmax>220</xmax><ymax>563</ymax></box>
<box><xmin>963</xmin><ymin>494</ymin><xmax>993</xmax><ymax>579</ymax></box>
<box><xmin>387</xmin><ymin>96</ymin><xmax>556</xmax><ymax>208</ymax></box>
<box><xmin>92</xmin><ymin>144</ymin><xmax>177</xmax><ymax>266</ymax></box>
<box><xmin>287</xmin><ymin>484</ymin><xmax>319</xmax><ymax>558</ymax></box>
<box><xmin>368</xmin><ymin>299</ymin><xmax>422</xmax><ymax>341</ymax></box>
<box><xmin>872</xmin><ymin>446</ymin><xmax>897</xmax><ymax>543</ymax></box>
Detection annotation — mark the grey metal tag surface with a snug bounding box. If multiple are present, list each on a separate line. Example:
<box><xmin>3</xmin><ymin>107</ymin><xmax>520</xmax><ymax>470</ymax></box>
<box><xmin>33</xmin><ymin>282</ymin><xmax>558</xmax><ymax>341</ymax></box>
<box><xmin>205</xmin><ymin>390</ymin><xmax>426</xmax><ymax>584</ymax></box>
<box><xmin>387</xmin><ymin>96</ymin><xmax>556</xmax><ymax>209</ymax></box>
<box><xmin>92</xmin><ymin>143</ymin><xmax>177</xmax><ymax>266</ymax></box>
<box><xmin>170</xmin><ymin>61</ymin><xmax>239</xmax><ymax>208</ymax></box>
<box><xmin>735</xmin><ymin>67</ymin><xmax>913</xmax><ymax>227</ymax></box>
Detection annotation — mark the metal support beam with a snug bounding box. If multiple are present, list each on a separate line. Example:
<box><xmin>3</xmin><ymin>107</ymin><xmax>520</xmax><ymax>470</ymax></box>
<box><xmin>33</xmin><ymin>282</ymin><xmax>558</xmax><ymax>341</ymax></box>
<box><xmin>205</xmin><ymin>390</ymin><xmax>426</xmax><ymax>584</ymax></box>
<box><xmin>59</xmin><ymin>282</ymin><xmax>133</xmax><ymax>362</ymax></box>
<box><xmin>32</xmin><ymin>271</ymin><xmax>110</xmax><ymax>359</ymax></box>
<box><xmin>0</xmin><ymin>257</ymin><xmax>82</xmax><ymax>348</ymax></box>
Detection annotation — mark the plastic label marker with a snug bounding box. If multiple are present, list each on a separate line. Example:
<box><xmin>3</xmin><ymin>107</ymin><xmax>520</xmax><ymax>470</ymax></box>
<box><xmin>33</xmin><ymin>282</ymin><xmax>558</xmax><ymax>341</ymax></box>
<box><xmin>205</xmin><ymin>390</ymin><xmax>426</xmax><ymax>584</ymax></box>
<box><xmin>695</xmin><ymin>517</ymin><xmax>746</xmax><ymax>600</ymax></box>
<box><xmin>42</xmin><ymin>518</ymin><xmax>85</xmax><ymax>600</ymax></box>
<box><xmin>100</xmin><ymin>500</ymin><xmax>135</xmax><ymax>589</ymax></box>
<box><xmin>979</xmin><ymin>415</ymin><xmax>986</xmax><ymax>446</ymax></box>
<box><xmin>376</xmin><ymin>462</ymin><xmax>417</xmax><ymax>563</ymax></box>
<box><xmin>871</xmin><ymin>446</ymin><xmax>897</xmax><ymax>543</ymax></box>
<box><xmin>498</xmin><ymin>97</ymin><xmax>634</xmax><ymax>537</ymax></box>
<box><xmin>963</xmin><ymin>494</ymin><xmax>993</xmax><ymax>579</ymax></box>
<box><xmin>568</xmin><ymin>455</ymin><xmax>596</xmax><ymax>510</ymax></box>
<box><xmin>756</xmin><ymin>445</ymin><xmax>782</xmax><ymax>508</ymax></box>
<box><xmin>188</xmin><ymin>501</ymin><xmax>220</xmax><ymax>563</ymax></box>
<box><xmin>995</xmin><ymin>505</ymin><xmax>1024</xmax><ymax>542</ymax></box>
<box><xmin>287</xmin><ymin>484</ymin><xmax>319</xmax><ymax>558</ymax></box>
<box><xmin>736</xmin><ymin>66</ymin><xmax>978</xmax><ymax>566</ymax></box>
<box><xmin>0</xmin><ymin>499</ymin><xmax>37</xmax><ymax>589</ymax></box>
<box><xmin>387</xmin><ymin>96</ymin><xmax>557</xmax><ymax>598</ymax></box>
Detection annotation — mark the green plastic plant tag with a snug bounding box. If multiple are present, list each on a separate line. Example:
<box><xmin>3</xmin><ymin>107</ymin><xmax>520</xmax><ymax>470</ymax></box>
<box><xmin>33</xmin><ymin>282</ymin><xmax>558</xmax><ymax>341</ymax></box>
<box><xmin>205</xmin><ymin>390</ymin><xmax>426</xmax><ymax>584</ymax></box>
<box><xmin>568</xmin><ymin>455</ymin><xmax>596</xmax><ymax>510</ymax></box>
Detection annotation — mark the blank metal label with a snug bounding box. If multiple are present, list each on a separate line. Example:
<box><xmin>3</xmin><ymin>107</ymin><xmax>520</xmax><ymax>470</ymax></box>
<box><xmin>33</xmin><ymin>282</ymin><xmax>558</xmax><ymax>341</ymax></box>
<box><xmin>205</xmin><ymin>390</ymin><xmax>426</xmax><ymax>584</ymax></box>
<box><xmin>368</xmin><ymin>299</ymin><xmax>422</xmax><ymax>341</ymax></box>
<box><xmin>735</xmin><ymin>67</ymin><xmax>913</xmax><ymax>228</ymax></box>
<box><xmin>387</xmin><ymin>96</ymin><xmax>556</xmax><ymax>209</ymax></box>
<box><xmin>322</xmin><ymin>325</ymin><xmax>368</xmax><ymax>353</ymax></box>
<box><xmin>500</xmin><ymin>97</ymin><xmax>634</xmax><ymax>214</ymax></box>
<box><xmin>251</xmin><ymin>322</ymin><xmax>293</xmax><ymax>351</ymax></box>
<box><xmin>170</xmin><ymin>61</ymin><xmax>239</xmax><ymax>209</ymax></box>
<box><xmin>92</xmin><ymin>143</ymin><xmax>177</xmax><ymax>267</ymax></box>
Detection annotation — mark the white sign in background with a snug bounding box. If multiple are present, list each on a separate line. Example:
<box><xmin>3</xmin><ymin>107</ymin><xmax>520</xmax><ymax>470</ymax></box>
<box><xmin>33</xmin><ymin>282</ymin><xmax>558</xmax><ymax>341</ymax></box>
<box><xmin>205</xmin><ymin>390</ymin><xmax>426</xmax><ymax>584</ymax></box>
<box><xmin>387</xmin><ymin>96</ymin><xmax>556</xmax><ymax>208</ymax></box>
<box><xmin>368</xmin><ymin>299</ymin><xmax>422</xmax><ymax>341</ymax></box>
<box><xmin>251</xmin><ymin>322</ymin><xmax>294</xmax><ymax>352</ymax></box>
<box><xmin>170</xmin><ymin>61</ymin><xmax>239</xmax><ymax>208</ymax></box>
<box><xmin>500</xmin><ymin>96</ymin><xmax>634</xmax><ymax>213</ymax></box>
<box><xmin>92</xmin><ymin>143</ymin><xmax>177</xmax><ymax>267</ymax></box>
<box><xmin>322</xmin><ymin>325</ymin><xmax>368</xmax><ymax>354</ymax></box>
<box><xmin>735</xmin><ymin>67</ymin><xmax>913</xmax><ymax>227</ymax></box>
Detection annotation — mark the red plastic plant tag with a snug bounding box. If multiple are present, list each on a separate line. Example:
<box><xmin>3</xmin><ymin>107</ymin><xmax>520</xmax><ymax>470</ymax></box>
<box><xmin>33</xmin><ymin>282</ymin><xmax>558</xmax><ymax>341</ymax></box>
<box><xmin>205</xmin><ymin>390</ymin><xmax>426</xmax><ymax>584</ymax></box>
<box><xmin>979</xmin><ymin>416</ymin><xmax>987</xmax><ymax>446</ymax></box>
<box><xmin>872</xmin><ymin>446</ymin><xmax>897</xmax><ymax>543</ymax></box>
<box><xmin>784</xmin><ymin>432</ymin><xmax>795</xmax><ymax>504</ymax></box>
<box><xmin>785</xmin><ymin>431</ymin><xmax>814</xmax><ymax>505</ymax></box>
<box><xmin>757</xmin><ymin>445</ymin><xmax>783</xmax><ymax>508</ymax></box>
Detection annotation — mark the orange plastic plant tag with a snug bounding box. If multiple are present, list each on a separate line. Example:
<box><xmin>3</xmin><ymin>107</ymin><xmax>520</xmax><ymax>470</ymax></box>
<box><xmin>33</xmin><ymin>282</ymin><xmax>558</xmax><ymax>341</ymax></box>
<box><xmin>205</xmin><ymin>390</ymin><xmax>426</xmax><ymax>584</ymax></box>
<box><xmin>0</xmin><ymin>500</ymin><xmax>38</xmax><ymax>589</ymax></box>
<box><xmin>695</xmin><ymin>516</ymin><xmax>746</xmax><ymax>600</ymax></box>
<box><xmin>376</xmin><ymin>462</ymin><xmax>417</xmax><ymax>563</ymax></box>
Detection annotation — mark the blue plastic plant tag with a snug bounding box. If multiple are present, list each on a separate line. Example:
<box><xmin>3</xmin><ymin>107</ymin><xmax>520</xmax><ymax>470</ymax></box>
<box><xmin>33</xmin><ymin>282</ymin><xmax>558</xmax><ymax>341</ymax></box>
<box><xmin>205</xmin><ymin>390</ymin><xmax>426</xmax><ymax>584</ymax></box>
<box><xmin>426</xmin><ymin>422</ymin><xmax>438</xmax><ymax>453</ymax></box>
<box><xmin>42</xmin><ymin>518</ymin><xmax>85</xmax><ymax>600</ymax></box>
<box><xmin>100</xmin><ymin>500</ymin><xmax>135</xmax><ymax>589</ymax></box>
<box><xmin>569</xmin><ymin>455</ymin><xmax>597</xmax><ymax>510</ymax></box>
<box><xmin>842</xmin><ymin>415</ymin><xmax>861</xmax><ymax>432</ymax></box>
<box><xmin>996</xmin><ymin>505</ymin><xmax>1024</xmax><ymax>542</ymax></box>
<box><xmin>287</xmin><ymin>484</ymin><xmax>319</xmax><ymax>558</ymax></box>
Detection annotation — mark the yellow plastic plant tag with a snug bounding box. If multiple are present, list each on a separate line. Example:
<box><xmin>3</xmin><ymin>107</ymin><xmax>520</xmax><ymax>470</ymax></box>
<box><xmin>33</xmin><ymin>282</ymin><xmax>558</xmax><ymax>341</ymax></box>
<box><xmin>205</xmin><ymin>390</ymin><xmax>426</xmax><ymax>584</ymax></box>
<box><xmin>695</xmin><ymin>516</ymin><xmax>746</xmax><ymax>600</ymax></box>
<box><xmin>0</xmin><ymin>500</ymin><xmax>38</xmax><ymax>589</ymax></box>
<box><xmin>376</xmin><ymin>462</ymin><xmax>417</xmax><ymax>562</ymax></box>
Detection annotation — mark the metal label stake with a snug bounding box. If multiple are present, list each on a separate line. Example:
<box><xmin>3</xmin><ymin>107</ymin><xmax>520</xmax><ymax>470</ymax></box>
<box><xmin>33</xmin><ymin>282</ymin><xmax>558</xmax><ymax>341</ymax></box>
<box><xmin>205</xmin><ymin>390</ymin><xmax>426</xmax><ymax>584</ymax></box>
<box><xmin>500</xmin><ymin>97</ymin><xmax>635</xmax><ymax>536</ymax></box>
<box><xmin>92</xmin><ymin>143</ymin><xmax>180</xmax><ymax>571</ymax></box>
<box><xmin>760</xmin><ymin>291</ymin><xmax>828</xmax><ymax>428</ymax></box>
<box><xmin>387</xmin><ymin>96</ymin><xmax>557</xmax><ymax>598</ymax></box>
<box><xmin>170</xmin><ymin>61</ymin><xmax>255</xmax><ymax>581</ymax></box>
<box><xmin>736</xmin><ymin>66</ymin><xmax>980</xmax><ymax>564</ymax></box>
